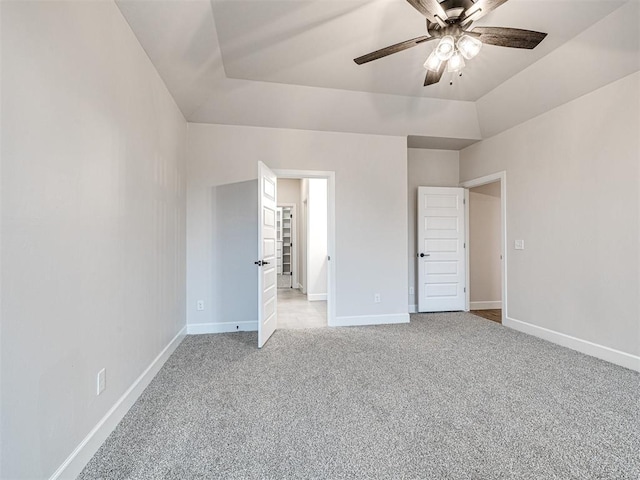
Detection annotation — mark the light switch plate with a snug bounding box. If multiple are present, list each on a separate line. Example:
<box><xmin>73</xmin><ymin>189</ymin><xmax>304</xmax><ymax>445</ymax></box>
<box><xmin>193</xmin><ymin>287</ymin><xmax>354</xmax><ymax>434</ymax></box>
<box><xmin>515</xmin><ymin>239</ymin><xmax>525</xmax><ymax>250</ymax></box>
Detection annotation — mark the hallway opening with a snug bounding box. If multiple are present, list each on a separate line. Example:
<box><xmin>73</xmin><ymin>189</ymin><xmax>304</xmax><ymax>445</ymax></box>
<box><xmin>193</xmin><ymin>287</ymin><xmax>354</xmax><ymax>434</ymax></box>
<box><xmin>276</xmin><ymin>177</ymin><xmax>329</xmax><ymax>329</ymax></box>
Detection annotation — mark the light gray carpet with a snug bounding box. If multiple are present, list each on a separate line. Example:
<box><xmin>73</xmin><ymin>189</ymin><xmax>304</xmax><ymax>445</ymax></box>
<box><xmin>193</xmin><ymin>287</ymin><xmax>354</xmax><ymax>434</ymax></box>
<box><xmin>78</xmin><ymin>313</ymin><xmax>640</xmax><ymax>479</ymax></box>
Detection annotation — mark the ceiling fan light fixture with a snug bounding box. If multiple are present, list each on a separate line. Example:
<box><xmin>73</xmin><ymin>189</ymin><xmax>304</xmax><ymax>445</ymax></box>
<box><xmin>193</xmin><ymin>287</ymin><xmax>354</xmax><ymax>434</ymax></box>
<box><xmin>435</xmin><ymin>36</ymin><xmax>455</xmax><ymax>61</ymax></box>
<box><xmin>423</xmin><ymin>51</ymin><xmax>443</xmax><ymax>71</ymax></box>
<box><xmin>457</xmin><ymin>34</ymin><xmax>483</xmax><ymax>60</ymax></box>
<box><xmin>447</xmin><ymin>51</ymin><xmax>466</xmax><ymax>73</ymax></box>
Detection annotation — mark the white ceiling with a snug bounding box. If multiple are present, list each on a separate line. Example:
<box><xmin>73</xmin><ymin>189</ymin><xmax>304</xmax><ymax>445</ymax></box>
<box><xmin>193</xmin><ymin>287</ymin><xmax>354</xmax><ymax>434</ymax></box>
<box><xmin>212</xmin><ymin>0</ymin><xmax>624</xmax><ymax>101</ymax></box>
<box><xmin>116</xmin><ymin>0</ymin><xmax>638</xmax><ymax>143</ymax></box>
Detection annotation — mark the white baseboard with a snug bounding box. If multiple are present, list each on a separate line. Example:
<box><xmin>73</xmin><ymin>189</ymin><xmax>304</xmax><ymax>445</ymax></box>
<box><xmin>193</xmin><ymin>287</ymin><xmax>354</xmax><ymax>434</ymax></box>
<box><xmin>409</xmin><ymin>304</ymin><xmax>417</xmax><ymax>314</ymax></box>
<box><xmin>187</xmin><ymin>321</ymin><xmax>257</xmax><ymax>334</ymax></box>
<box><xmin>50</xmin><ymin>325</ymin><xmax>187</xmax><ymax>480</ymax></box>
<box><xmin>470</xmin><ymin>301</ymin><xmax>502</xmax><ymax>310</ymax></box>
<box><xmin>504</xmin><ymin>316</ymin><xmax>640</xmax><ymax>372</ymax></box>
<box><xmin>332</xmin><ymin>313</ymin><xmax>410</xmax><ymax>327</ymax></box>
<box><xmin>307</xmin><ymin>293</ymin><xmax>327</xmax><ymax>302</ymax></box>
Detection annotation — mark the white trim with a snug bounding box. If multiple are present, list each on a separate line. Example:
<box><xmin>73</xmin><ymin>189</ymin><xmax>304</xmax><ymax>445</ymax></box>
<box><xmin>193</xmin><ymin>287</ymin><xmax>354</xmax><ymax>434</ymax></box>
<box><xmin>187</xmin><ymin>321</ymin><xmax>257</xmax><ymax>334</ymax></box>
<box><xmin>470</xmin><ymin>301</ymin><xmax>502</xmax><ymax>310</ymax></box>
<box><xmin>333</xmin><ymin>313</ymin><xmax>410</xmax><ymax>327</ymax></box>
<box><xmin>463</xmin><ymin>188</ymin><xmax>470</xmax><ymax>312</ymax></box>
<box><xmin>273</xmin><ymin>169</ymin><xmax>336</xmax><ymax>328</ymax></box>
<box><xmin>49</xmin><ymin>326</ymin><xmax>187</xmax><ymax>480</ymax></box>
<box><xmin>460</xmin><ymin>171</ymin><xmax>507</xmax><ymax>324</ymax></box>
<box><xmin>409</xmin><ymin>304</ymin><xmax>417</xmax><ymax>314</ymax></box>
<box><xmin>307</xmin><ymin>293</ymin><xmax>327</xmax><ymax>301</ymax></box>
<box><xmin>504</xmin><ymin>316</ymin><xmax>640</xmax><ymax>372</ymax></box>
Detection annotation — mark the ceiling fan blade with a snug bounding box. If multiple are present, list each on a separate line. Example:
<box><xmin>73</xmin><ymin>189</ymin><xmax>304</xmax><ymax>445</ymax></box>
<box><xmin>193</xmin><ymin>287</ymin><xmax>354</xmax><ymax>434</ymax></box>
<box><xmin>472</xmin><ymin>27</ymin><xmax>547</xmax><ymax>49</ymax></box>
<box><xmin>462</xmin><ymin>0</ymin><xmax>510</xmax><ymax>23</ymax></box>
<box><xmin>354</xmin><ymin>36</ymin><xmax>435</xmax><ymax>65</ymax></box>
<box><xmin>424</xmin><ymin>62</ymin><xmax>446</xmax><ymax>86</ymax></box>
<box><xmin>406</xmin><ymin>0</ymin><xmax>447</xmax><ymax>25</ymax></box>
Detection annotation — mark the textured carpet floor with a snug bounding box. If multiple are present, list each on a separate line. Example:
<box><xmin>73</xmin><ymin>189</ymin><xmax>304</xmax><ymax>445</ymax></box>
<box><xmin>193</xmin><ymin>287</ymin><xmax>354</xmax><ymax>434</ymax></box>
<box><xmin>78</xmin><ymin>313</ymin><xmax>640</xmax><ymax>479</ymax></box>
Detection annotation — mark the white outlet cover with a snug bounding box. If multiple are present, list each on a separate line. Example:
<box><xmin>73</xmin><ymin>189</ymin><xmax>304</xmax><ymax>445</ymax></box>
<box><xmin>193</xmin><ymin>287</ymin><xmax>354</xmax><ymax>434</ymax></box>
<box><xmin>515</xmin><ymin>240</ymin><xmax>525</xmax><ymax>250</ymax></box>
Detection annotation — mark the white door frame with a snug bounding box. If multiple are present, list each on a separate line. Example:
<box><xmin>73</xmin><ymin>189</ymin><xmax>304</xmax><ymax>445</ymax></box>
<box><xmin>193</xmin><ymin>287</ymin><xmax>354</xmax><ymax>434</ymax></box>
<box><xmin>274</xmin><ymin>169</ymin><xmax>336</xmax><ymax>327</ymax></box>
<box><xmin>277</xmin><ymin>203</ymin><xmax>297</xmax><ymax>288</ymax></box>
<box><xmin>460</xmin><ymin>171</ymin><xmax>507</xmax><ymax>323</ymax></box>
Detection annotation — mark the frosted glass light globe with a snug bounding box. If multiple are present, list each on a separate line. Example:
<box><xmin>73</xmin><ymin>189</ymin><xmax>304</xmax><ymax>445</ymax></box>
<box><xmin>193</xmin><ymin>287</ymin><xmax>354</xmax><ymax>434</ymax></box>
<box><xmin>435</xmin><ymin>36</ymin><xmax>455</xmax><ymax>61</ymax></box>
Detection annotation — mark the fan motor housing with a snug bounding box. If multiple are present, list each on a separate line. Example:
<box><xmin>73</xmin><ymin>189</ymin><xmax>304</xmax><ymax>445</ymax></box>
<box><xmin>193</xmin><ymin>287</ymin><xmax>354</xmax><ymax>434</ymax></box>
<box><xmin>439</xmin><ymin>0</ymin><xmax>476</xmax><ymax>21</ymax></box>
<box><xmin>427</xmin><ymin>22</ymin><xmax>465</xmax><ymax>38</ymax></box>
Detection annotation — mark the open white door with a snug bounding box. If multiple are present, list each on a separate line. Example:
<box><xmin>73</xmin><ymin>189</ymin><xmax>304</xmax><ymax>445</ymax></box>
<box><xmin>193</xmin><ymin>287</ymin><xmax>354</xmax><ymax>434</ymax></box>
<box><xmin>417</xmin><ymin>187</ymin><xmax>466</xmax><ymax>312</ymax></box>
<box><xmin>257</xmin><ymin>162</ymin><xmax>278</xmax><ymax>348</ymax></box>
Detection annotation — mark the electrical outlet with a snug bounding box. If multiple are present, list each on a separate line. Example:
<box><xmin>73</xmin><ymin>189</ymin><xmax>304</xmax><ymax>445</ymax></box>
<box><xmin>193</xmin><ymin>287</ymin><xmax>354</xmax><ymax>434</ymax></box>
<box><xmin>515</xmin><ymin>239</ymin><xmax>525</xmax><ymax>250</ymax></box>
<box><xmin>196</xmin><ymin>300</ymin><xmax>204</xmax><ymax>311</ymax></box>
<box><xmin>374</xmin><ymin>293</ymin><xmax>381</xmax><ymax>303</ymax></box>
<box><xmin>409</xmin><ymin>287</ymin><xmax>414</xmax><ymax>295</ymax></box>
<box><xmin>97</xmin><ymin>368</ymin><xmax>106</xmax><ymax>396</ymax></box>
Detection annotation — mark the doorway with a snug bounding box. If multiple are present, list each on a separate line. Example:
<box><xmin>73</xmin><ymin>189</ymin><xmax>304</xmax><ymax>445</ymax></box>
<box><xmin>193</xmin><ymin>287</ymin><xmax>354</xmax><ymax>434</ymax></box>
<box><xmin>275</xmin><ymin>174</ymin><xmax>333</xmax><ymax>330</ymax></box>
<box><xmin>461</xmin><ymin>172</ymin><xmax>507</xmax><ymax>324</ymax></box>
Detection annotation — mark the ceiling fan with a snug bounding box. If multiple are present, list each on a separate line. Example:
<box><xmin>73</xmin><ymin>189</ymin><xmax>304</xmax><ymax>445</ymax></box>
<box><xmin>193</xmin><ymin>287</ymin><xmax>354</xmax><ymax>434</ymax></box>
<box><xmin>354</xmin><ymin>0</ymin><xmax>547</xmax><ymax>86</ymax></box>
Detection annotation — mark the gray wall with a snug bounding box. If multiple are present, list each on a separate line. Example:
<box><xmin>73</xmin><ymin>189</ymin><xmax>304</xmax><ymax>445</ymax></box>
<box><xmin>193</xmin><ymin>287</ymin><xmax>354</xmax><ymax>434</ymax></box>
<box><xmin>215</xmin><ymin>181</ymin><xmax>258</xmax><ymax>325</ymax></box>
<box><xmin>460</xmin><ymin>72</ymin><xmax>640</xmax><ymax>357</ymax></box>
<box><xmin>1</xmin><ymin>2</ymin><xmax>187</xmax><ymax>478</ymax></box>
<box><xmin>187</xmin><ymin>124</ymin><xmax>409</xmax><ymax>325</ymax></box>
<box><xmin>278</xmin><ymin>178</ymin><xmax>301</xmax><ymax>206</ymax></box>
<box><xmin>469</xmin><ymin>183</ymin><xmax>502</xmax><ymax>307</ymax></box>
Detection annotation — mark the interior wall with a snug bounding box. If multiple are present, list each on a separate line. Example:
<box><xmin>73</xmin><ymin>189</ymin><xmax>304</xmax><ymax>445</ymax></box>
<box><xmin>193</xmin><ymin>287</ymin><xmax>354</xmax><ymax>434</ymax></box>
<box><xmin>187</xmin><ymin>123</ymin><xmax>409</xmax><ymax>327</ymax></box>
<box><xmin>469</xmin><ymin>183</ymin><xmax>502</xmax><ymax>308</ymax></box>
<box><xmin>407</xmin><ymin>149</ymin><xmax>460</xmax><ymax>311</ymax></box>
<box><xmin>299</xmin><ymin>180</ymin><xmax>309</xmax><ymax>292</ymax></box>
<box><xmin>1</xmin><ymin>2</ymin><xmax>187</xmax><ymax>478</ymax></box>
<box><xmin>277</xmin><ymin>178</ymin><xmax>301</xmax><ymax>206</ymax></box>
<box><xmin>215</xmin><ymin>181</ymin><xmax>258</xmax><ymax>327</ymax></box>
<box><xmin>278</xmin><ymin>178</ymin><xmax>301</xmax><ymax>287</ymax></box>
<box><xmin>460</xmin><ymin>72</ymin><xmax>640</xmax><ymax>357</ymax></box>
<box><xmin>307</xmin><ymin>179</ymin><xmax>328</xmax><ymax>300</ymax></box>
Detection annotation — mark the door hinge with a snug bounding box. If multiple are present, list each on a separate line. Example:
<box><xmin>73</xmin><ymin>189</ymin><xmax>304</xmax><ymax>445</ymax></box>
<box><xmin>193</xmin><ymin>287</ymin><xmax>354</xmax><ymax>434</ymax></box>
<box><xmin>328</xmin><ymin>255</ymin><xmax>331</xmax><ymax>261</ymax></box>
<box><xmin>464</xmin><ymin>287</ymin><xmax>466</xmax><ymax>293</ymax></box>
<box><xmin>464</xmin><ymin>242</ymin><xmax>466</xmax><ymax>248</ymax></box>
<box><xmin>463</xmin><ymin>198</ymin><xmax>466</xmax><ymax>205</ymax></box>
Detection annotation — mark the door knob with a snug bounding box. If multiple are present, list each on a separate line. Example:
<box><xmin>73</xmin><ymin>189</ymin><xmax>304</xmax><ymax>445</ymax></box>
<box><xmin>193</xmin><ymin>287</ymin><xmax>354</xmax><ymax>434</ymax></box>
<box><xmin>254</xmin><ymin>260</ymin><xmax>271</xmax><ymax>266</ymax></box>
<box><xmin>418</xmin><ymin>253</ymin><xmax>430</xmax><ymax>258</ymax></box>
